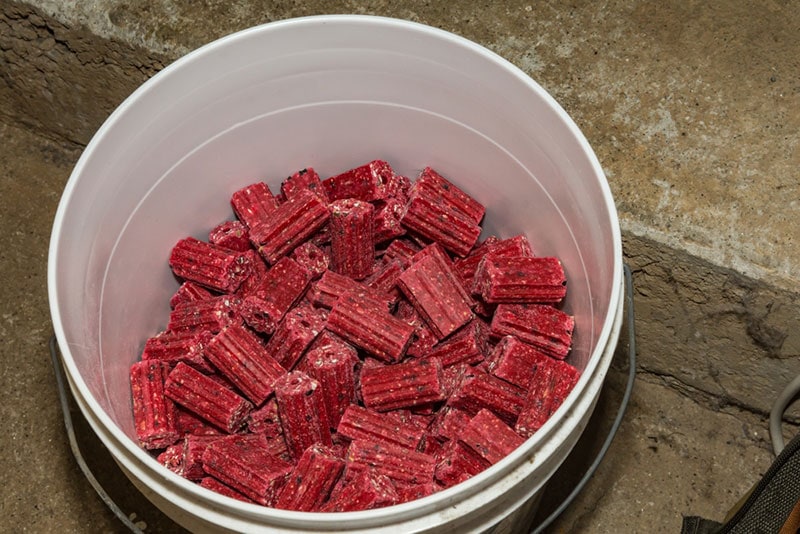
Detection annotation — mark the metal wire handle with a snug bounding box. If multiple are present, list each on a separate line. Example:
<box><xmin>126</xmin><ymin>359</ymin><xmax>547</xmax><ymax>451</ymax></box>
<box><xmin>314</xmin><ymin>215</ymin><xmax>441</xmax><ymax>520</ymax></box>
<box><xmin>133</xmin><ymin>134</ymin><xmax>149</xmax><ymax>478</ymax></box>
<box><xmin>49</xmin><ymin>335</ymin><xmax>146</xmax><ymax>534</ymax></box>
<box><xmin>531</xmin><ymin>263</ymin><xmax>637</xmax><ymax>533</ymax></box>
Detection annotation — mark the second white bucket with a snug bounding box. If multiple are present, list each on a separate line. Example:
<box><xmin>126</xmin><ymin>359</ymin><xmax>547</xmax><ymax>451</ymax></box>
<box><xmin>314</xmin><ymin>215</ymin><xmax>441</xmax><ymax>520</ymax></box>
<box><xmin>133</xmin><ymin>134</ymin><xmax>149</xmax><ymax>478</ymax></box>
<box><xmin>49</xmin><ymin>15</ymin><xmax>623</xmax><ymax>533</ymax></box>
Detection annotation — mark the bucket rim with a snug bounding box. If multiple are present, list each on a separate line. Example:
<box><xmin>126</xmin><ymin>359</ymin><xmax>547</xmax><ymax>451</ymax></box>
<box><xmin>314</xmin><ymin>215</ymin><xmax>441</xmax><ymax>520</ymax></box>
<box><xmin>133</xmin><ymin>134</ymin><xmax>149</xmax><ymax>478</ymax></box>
<box><xmin>48</xmin><ymin>13</ymin><xmax>623</xmax><ymax>530</ymax></box>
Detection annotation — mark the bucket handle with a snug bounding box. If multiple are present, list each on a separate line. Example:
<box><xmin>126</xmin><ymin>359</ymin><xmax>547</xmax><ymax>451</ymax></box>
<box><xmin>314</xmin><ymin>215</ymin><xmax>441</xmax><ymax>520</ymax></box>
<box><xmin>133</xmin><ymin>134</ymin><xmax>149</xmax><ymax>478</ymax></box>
<box><xmin>48</xmin><ymin>335</ymin><xmax>146</xmax><ymax>534</ymax></box>
<box><xmin>530</xmin><ymin>262</ymin><xmax>638</xmax><ymax>534</ymax></box>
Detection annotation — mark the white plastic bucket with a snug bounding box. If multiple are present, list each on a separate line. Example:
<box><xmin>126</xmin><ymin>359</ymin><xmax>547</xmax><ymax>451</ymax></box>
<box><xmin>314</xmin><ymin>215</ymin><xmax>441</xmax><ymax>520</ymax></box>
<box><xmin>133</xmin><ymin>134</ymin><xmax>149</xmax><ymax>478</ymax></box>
<box><xmin>48</xmin><ymin>15</ymin><xmax>623</xmax><ymax>533</ymax></box>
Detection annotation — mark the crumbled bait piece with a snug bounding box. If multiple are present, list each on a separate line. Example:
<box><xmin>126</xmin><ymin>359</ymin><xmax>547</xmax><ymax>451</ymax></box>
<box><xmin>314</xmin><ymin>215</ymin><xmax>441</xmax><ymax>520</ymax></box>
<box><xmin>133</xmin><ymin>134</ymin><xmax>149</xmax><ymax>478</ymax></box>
<box><xmin>320</xmin><ymin>467</ymin><xmax>399</xmax><ymax>512</ymax></box>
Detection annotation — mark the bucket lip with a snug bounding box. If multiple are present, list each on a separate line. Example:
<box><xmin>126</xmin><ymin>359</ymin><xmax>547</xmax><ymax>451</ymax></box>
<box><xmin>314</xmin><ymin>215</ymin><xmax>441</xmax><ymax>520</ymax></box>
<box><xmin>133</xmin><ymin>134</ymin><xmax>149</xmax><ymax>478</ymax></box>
<box><xmin>48</xmin><ymin>13</ymin><xmax>623</xmax><ymax>529</ymax></box>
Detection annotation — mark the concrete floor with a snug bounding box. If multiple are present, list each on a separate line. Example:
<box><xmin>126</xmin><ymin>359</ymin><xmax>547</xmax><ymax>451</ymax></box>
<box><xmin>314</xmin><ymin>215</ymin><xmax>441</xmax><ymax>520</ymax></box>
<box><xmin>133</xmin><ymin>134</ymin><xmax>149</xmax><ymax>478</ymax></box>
<box><xmin>2</xmin><ymin>1</ymin><xmax>799</xmax><ymax>532</ymax></box>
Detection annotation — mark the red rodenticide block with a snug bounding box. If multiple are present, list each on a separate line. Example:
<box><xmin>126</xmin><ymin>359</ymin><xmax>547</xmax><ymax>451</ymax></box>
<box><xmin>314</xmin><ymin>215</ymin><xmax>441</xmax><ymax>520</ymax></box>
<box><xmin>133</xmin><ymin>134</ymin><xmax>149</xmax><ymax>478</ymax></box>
<box><xmin>182</xmin><ymin>435</ymin><xmax>224</xmax><ymax>481</ymax></box>
<box><xmin>298</xmin><ymin>333</ymin><xmax>359</xmax><ymax>429</ymax></box>
<box><xmin>489</xmin><ymin>303</ymin><xmax>574</xmax><ymax>360</ymax></box>
<box><xmin>203</xmin><ymin>323</ymin><xmax>287</xmax><ymax>405</ymax></box>
<box><xmin>141</xmin><ymin>329</ymin><xmax>215</xmax><ymax>373</ymax></box>
<box><xmin>281</xmin><ymin>167</ymin><xmax>329</xmax><ymax>203</ymax></box>
<box><xmin>157</xmin><ymin>443</ymin><xmax>184</xmax><ymax>475</ymax></box>
<box><xmin>400</xmin><ymin>193</ymin><xmax>481</xmax><ymax>258</ymax></box>
<box><xmin>383</xmin><ymin>172</ymin><xmax>411</xmax><ymax>203</ymax></box>
<box><xmin>447</xmin><ymin>371</ymin><xmax>526</xmax><ymax>426</ymax></box>
<box><xmin>487</xmin><ymin>234</ymin><xmax>534</xmax><ymax>259</ymax></box>
<box><xmin>201</xmin><ymin>433</ymin><xmax>293</xmax><ymax>506</ymax></box>
<box><xmin>394</xmin><ymin>299</ymin><xmax>439</xmax><ymax>358</ymax></box>
<box><xmin>373</xmin><ymin>198</ymin><xmax>407</xmax><ymax>244</ymax></box>
<box><xmin>322</xmin><ymin>159</ymin><xmax>396</xmax><ymax>202</ymax></box>
<box><xmin>551</xmin><ymin>360</ymin><xmax>581</xmax><ymax>407</ymax></box>
<box><xmin>473</xmin><ymin>256</ymin><xmax>567</xmax><ymax>304</ymax></box>
<box><xmin>337</xmin><ymin>404</ymin><xmax>427</xmax><ymax>451</ymax></box>
<box><xmin>307</xmin><ymin>269</ymin><xmax>394</xmax><ymax>312</ymax></box>
<box><xmin>364</xmin><ymin>257</ymin><xmax>405</xmax><ymax>298</ymax></box>
<box><xmin>230</xmin><ymin>181</ymin><xmax>280</xmax><ymax>230</ymax></box>
<box><xmin>274</xmin><ymin>444</ymin><xmax>345</xmax><ymax>512</ymax></box>
<box><xmin>169</xmin><ymin>237</ymin><xmax>252</xmax><ymax>293</ymax></box>
<box><xmin>514</xmin><ymin>364</ymin><xmax>559</xmax><ymax>439</ymax></box>
<box><xmin>328</xmin><ymin>198</ymin><xmax>376</xmax><ymax>280</ymax></box>
<box><xmin>208</xmin><ymin>220</ymin><xmax>251</xmax><ymax>252</ymax></box>
<box><xmin>165</xmin><ymin>362</ymin><xmax>253</xmax><ymax>434</ymax></box>
<box><xmin>428</xmin><ymin>406</ymin><xmax>470</xmax><ymax>445</ymax></box>
<box><xmin>412</xmin><ymin>167</ymin><xmax>485</xmax><ymax>224</ymax></box>
<box><xmin>130</xmin><ymin>360</ymin><xmax>179</xmax><ymax>450</ymax></box>
<box><xmin>239</xmin><ymin>256</ymin><xmax>310</xmax><ymax>335</ymax></box>
<box><xmin>458</xmin><ymin>408</ymin><xmax>525</xmax><ymax>466</ymax></box>
<box><xmin>345</xmin><ymin>439</ymin><xmax>436</xmax><ymax>487</ymax></box>
<box><xmin>434</xmin><ymin>438</ymin><xmax>489</xmax><ymax>488</ymax></box>
<box><xmin>485</xmin><ymin>335</ymin><xmax>554</xmax><ymax>390</ymax></box>
<box><xmin>274</xmin><ymin>371</ymin><xmax>332</xmax><ymax>461</ymax></box>
<box><xmin>380</xmin><ymin>238</ymin><xmax>419</xmax><ymax>267</ymax></box>
<box><xmin>234</xmin><ymin>250</ymin><xmax>269</xmax><ymax>297</ymax></box>
<box><xmin>199</xmin><ymin>476</ymin><xmax>255</xmax><ymax>503</ymax></box>
<box><xmin>169</xmin><ymin>281</ymin><xmax>214</xmax><ymax>310</ymax></box>
<box><xmin>264</xmin><ymin>303</ymin><xmax>327</xmax><ymax>370</ymax></box>
<box><xmin>422</xmin><ymin>317</ymin><xmax>490</xmax><ymax>368</ymax></box>
<box><xmin>360</xmin><ymin>357</ymin><xmax>446</xmax><ymax>412</ymax></box>
<box><xmin>320</xmin><ymin>467</ymin><xmax>399</xmax><ymax>512</ymax></box>
<box><xmin>167</xmin><ymin>295</ymin><xmax>241</xmax><ymax>334</ymax></box>
<box><xmin>249</xmin><ymin>190</ymin><xmax>330</xmax><ymax>264</ymax></box>
<box><xmin>440</xmin><ymin>363</ymin><xmax>469</xmax><ymax>399</ymax></box>
<box><xmin>246</xmin><ymin>397</ymin><xmax>282</xmax><ymax>437</ymax></box>
<box><xmin>452</xmin><ymin>236</ymin><xmax>501</xmax><ymax>288</ymax></box>
<box><xmin>396</xmin><ymin>481</ymin><xmax>439</xmax><ymax>505</ymax></box>
<box><xmin>326</xmin><ymin>290</ymin><xmax>415</xmax><ymax>363</ymax></box>
<box><xmin>175</xmin><ymin>405</ymin><xmax>223</xmax><ymax>437</ymax></box>
<box><xmin>396</xmin><ymin>252</ymin><xmax>474</xmax><ymax>340</ymax></box>
<box><xmin>412</xmin><ymin>243</ymin><xmax>475</xmax><ymax>309</ymax></box>
<box><xmin>289</xmin><ymin>241</ymin><xmax>330</xmax><ymax>280</ymax></box>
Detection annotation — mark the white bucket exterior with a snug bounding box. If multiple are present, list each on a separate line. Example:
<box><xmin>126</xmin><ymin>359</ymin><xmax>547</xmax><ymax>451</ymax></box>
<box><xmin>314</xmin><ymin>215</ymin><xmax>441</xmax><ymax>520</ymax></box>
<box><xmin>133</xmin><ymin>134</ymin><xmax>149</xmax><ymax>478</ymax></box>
<box><xmin>48</xmin><ymin>15</ymin><xmax>623</xmax><ymax>533</ymax></box>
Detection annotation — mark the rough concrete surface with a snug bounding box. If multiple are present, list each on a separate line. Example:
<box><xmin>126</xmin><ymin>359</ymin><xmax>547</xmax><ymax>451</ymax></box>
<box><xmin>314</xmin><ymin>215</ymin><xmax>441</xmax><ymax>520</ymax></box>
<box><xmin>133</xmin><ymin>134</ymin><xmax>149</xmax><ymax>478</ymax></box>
<box><xmin>2</xmin><ymin>0</ymin><xmax>799</xmax><ymax>532</ymax></box>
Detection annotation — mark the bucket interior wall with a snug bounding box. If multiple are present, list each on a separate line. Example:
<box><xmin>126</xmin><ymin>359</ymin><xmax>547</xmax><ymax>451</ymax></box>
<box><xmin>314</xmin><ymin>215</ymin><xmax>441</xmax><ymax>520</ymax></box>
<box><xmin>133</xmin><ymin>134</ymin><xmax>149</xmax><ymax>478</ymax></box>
<box><xmin>50</xmin><ymin>17</ymin><xmax>620</xmax><ymax>529</ymax></box>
